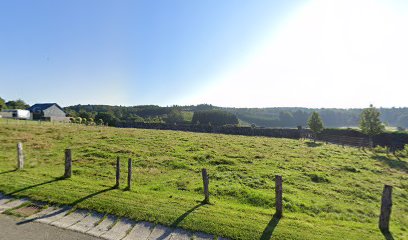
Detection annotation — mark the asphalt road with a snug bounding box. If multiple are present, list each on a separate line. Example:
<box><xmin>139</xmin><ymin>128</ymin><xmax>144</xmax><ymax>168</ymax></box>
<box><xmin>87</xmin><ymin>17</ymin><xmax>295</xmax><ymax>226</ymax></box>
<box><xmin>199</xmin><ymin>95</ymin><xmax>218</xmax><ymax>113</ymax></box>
<box><xmin>0</xmin><ymin>214</ymin><xmax>101</xmax><ymax>240</ymax></box>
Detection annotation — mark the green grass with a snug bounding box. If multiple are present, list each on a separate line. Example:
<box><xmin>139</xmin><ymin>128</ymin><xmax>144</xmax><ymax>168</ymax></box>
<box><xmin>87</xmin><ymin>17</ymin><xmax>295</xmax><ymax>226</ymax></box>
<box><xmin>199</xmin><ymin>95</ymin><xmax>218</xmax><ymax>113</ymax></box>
<box><xmin>0</xmin><ymin>119</ymin><xmax>407</xmax><ymax>239</ymax></box>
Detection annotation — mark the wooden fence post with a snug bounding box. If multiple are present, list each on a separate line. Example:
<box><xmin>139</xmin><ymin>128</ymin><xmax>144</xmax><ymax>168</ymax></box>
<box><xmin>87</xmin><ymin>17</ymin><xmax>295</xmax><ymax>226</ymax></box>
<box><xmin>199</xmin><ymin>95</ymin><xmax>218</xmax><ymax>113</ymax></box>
<box><xmin>127</xmin><ymin>158</ymin><xmax>132</xmax><ymax>190</ymax></box>
<box><xmin>115</xmin><ymin>157</ymin><xmax>120</xmax><ymax>189</ymax></box>
<box><xmin>379</xmin><ymin>185</ymin><xmax>393</xmax><ymax>231</ymax></box>
<box><xmin>202</xmin><ymin>168</ymin><xmax>210</xmax><ymax>204</ymax></box>
<box><xmin>17</xmin><ymin>142</ymin><xmax>24</xmax><ymax>169</ymax></box>
<box><xmin>64</xmin><ymin>149</ymin><xmax>72</xmax><ymax>178</ymax></box>
<box><xmin>275</xmin><ymin>175</ymin><xmax>283</xmax><ymax>217</ymax></box>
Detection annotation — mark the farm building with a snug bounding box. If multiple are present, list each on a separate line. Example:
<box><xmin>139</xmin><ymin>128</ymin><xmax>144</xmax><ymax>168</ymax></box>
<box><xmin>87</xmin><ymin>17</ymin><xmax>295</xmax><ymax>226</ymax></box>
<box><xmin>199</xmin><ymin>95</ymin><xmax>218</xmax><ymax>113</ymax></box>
<box><xmin>27</xmin><ymin>103</ymin><xmax>68</xmax><ymax>121</ymax></box>
<box><xmin>0</xmin><ymin>109</ymin><xmax>31</xmax><ymax>120</ymax></box>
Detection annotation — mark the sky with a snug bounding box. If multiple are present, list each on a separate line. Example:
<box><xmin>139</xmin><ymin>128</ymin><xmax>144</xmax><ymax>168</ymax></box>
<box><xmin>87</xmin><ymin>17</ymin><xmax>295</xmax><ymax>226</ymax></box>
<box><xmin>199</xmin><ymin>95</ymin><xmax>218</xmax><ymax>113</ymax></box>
<box><xmin>0</xmin><ymin>0</ymin><xmax>407</xmax><ymax>108</ymax></box>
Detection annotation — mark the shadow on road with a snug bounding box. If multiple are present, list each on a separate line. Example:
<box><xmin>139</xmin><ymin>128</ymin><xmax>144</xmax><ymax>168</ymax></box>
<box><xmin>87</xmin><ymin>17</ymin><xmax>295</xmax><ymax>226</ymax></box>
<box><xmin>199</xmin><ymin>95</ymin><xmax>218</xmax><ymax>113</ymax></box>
<box><xmin>17</xmin><ymin>186</ymin><xmax>115</xmax><ymax>225</ymax></box>
<box><xmin>17</xmin><ymin>205</ymin><xmax>71</xmax><ymax>225</ymax></box>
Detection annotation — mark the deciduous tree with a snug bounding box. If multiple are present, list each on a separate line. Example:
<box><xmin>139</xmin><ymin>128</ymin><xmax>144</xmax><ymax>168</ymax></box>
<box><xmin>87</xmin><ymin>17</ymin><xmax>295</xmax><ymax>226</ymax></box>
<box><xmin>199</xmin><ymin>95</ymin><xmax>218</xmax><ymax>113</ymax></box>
<box><xmin>360</xmin><ymin>104</ymin><xmax>384</xmax><ymax>147</ymax></box>
<box><xmin>0</xmin><ymin>97</ymin><xmax>6</xmax><ymax>111</ymax></box>
<box><xmin>308</xmin><ymin>112</ymin><xmax>324</xmax><ymax>142</ymax></box>
<box><xmin>5</xmin><ymin>99</ymin><xmax>29</xmax><ymax>109</ymax></box>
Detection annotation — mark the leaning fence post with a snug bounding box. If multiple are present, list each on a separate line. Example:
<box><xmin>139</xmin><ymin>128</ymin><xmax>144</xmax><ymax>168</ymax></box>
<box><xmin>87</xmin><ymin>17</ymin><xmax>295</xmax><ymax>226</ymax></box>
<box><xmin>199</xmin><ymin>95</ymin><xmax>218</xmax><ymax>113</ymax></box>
<box><xmin>202</xmin><ymin>168</ymin><xmax>210</xmax><ymax>204</ymax></box>
<box><xmin>127</xmin><ymin>158</ymin><xmax>132</xmax><ymax>190</ymax></box>
<box><xmin>379</xmin><ymin>185</ymin><xmax>393</xmax><ymax>231</ymax></box>
<box><xmin>115</xmin><ymin>157</ymin><xmax>120</xmax><ymax>189</ymax></box>
<box><xmin>275</xmin><ymin>175</ymin><xmax>283</xmax><ymax>217</ymax></box>
<box><xmin>64</xmin><ymin>149</ymin><xmax>72</xmax><ymax>178</ymax></box>
<box><xmin>17</xmin><ymin>142</ymin><xmax>24</xmax><ymax>169</ymax></box>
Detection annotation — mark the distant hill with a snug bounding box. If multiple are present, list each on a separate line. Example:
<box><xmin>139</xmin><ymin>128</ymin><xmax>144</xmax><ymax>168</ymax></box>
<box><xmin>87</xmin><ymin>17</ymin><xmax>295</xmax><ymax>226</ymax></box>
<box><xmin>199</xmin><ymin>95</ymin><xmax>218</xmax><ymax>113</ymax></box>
<box><xmin>219</xmin><ymin>107</ymin><xmax>408</xmax><ymax>129</ymax></box>
<box><xmin>64</xmin><ymin>104</ymin><xmax>408</xmax><ymax>129</ymax></box>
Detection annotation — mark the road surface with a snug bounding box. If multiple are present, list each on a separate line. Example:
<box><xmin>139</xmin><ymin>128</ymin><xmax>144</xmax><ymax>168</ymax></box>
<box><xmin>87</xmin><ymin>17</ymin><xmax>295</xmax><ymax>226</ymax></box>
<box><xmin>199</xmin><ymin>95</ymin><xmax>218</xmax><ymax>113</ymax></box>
<box><xmin>0</xmin><ymin>214</ymin><xmax>101</xmax><ymax>240</ymax></box>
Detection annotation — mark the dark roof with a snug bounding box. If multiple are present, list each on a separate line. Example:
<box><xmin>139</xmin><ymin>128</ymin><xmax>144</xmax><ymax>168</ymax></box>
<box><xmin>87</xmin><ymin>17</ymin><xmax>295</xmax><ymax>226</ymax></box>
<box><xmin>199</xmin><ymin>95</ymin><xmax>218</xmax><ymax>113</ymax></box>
<box><xmin>27</xmin><ymin>103</ymin><xmax>65</xmax><ymax>113</ymax></box>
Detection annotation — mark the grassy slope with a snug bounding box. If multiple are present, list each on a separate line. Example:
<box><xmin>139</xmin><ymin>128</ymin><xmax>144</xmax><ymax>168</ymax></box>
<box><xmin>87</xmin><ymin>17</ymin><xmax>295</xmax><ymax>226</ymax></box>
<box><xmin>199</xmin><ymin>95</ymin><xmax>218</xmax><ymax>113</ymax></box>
<box><xmin>0</xmin><ymin>119</ymin><xmax>407</xmax><ymax>240</ymax></box>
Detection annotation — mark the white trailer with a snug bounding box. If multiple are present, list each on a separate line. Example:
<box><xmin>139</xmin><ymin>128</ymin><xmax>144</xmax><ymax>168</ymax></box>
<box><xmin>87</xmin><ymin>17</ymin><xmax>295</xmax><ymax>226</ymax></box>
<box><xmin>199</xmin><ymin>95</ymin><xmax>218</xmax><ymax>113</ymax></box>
<box><xmin>0</xmin><ymin>109</ymin><xmax>31</xmax><ymax>120</ymax></box>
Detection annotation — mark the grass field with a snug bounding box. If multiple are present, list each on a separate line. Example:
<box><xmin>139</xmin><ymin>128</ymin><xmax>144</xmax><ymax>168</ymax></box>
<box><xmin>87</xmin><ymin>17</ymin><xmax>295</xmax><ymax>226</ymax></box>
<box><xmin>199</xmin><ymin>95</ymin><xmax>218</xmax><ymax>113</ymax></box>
<box><xmin>0</xmin><ymin>119</ymin><xmax>407</xmax><ymax>239</ymax></box>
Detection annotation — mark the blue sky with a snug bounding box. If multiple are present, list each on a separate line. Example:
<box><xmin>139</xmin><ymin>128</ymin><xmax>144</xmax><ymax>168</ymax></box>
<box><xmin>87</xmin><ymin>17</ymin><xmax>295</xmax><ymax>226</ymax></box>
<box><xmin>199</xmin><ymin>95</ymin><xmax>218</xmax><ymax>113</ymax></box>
<box><xmin>1</xmin><ymin>0</ymin><xmax>407</xmax><ymax>108</ymax></box>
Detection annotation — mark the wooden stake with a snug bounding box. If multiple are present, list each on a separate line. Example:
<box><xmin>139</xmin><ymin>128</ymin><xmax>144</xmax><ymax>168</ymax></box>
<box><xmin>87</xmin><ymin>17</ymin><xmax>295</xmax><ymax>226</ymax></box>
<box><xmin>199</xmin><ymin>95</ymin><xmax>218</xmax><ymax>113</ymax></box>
<box><xmin>202</xmin><ymin>168</ymin><xmax>210</xmax><ymax>204</ymax></box>
<box><xmin>17</xmin><ymin>142</ymin><xmax>24</xmax><ymax>169</ymax></box>
<box><xmin>275</xmin><ymin>175</ymin><xmax>283</xmax><ymax>217</ymax></box>
<box><xmin>127</xmin><ymin>158</ymin><xmax>132</xmax><ymax>190</ymax></box>
<box><xmin>379</xmin><ymin>185</ymin><xmax>393</xmax><ymax>231</ymax></box>
<box><xmin>115</xmin><ymin>157</ymin><xmax>120</xmax><ymax>188</ymax></box>
<box><xmin>64</xmin><ymin>149</ymin><xmax>72</xmax><ymax>178</ymax></box>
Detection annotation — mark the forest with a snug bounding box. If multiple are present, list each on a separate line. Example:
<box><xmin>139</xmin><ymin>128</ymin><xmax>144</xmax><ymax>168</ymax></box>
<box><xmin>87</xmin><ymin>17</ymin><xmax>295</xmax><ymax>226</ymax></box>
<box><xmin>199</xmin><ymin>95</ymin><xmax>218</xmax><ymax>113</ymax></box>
<box><xmin>1</xmin><ymin>97</ymin><xmax>407</xmax><ymax>129</ymax></box>
<box><xmin>64</xmin><ymin>104</ymin><xmax>408</xmax><ymax>129</ymax></box>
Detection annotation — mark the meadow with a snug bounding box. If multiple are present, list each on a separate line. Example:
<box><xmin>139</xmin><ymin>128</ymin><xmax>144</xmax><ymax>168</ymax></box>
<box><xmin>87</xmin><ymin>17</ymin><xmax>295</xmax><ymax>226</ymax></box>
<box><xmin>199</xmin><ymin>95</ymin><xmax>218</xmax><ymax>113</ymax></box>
<box><xmin>0</xmin><ymin>119</ymin><xmax>407</xmax><ymax>240</ymax></box>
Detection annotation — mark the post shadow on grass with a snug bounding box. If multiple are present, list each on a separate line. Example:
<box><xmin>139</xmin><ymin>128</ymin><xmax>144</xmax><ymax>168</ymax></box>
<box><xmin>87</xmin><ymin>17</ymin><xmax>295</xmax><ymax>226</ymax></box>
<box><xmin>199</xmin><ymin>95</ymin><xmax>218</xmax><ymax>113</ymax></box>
<box><xmin>0</xmin><ymin>169</ymin><xmax>17</xmax><ymax>175</ymax></box>
<box><xmin>69</xmin><ymin>186</ymin><xmax>115</xmax><ymax>206</ymax></box>
<box><xmin>381</xmin><ymin>229</ymin><xmax>394</xmax><ymax>240</ymax></box>
<box><xmin>170</xmin><ymin>203</ymin><xmax>204</xmax><ymax>227</ymax></box>
<box><xmin>260</xmin><ymin>213</ymin><xmax>281</xmax><ymax>240</ymax></box>
<box><xmin>156</xmin><ymin>202</ymin><xmax>204</xmax><ymax>240</ymax></box>
<box><xmin>6</xmin><ymin>176</ymin><xmax>64</xmax><ymax>196</ymax></box>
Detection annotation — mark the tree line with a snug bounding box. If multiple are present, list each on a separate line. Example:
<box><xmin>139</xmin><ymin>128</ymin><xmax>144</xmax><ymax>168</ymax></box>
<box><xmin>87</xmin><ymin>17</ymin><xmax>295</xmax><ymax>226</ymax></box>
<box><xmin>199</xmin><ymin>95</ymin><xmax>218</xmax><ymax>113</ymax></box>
<box><xmin>307</xmin><ymin>105</ymin><xmax>385</xmax><ymax>147</ymax></box>
<box><xmin>223</xmin><ymin>107</ymin><xmax>408</xmax><ymax>129</ymax></box>
<box><xmin>1</xmin><ymin>97</ymin><xmax>407</xmax><ymax>130</ymax></box>
<box><xmin>0</xmin><ymin>97</ymin><xmax>29</xmax><ymax>110</ymax></box>
<box><xmin>64</xmin><ymin>104</ymin><xmax>239</xmax><ymax>127</ymax></box>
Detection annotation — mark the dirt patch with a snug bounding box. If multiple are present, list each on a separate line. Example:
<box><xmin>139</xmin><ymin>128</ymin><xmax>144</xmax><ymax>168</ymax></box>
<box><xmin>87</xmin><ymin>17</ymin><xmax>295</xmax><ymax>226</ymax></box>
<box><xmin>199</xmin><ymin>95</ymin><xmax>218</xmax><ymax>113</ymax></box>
<box><xmin>11</xmin><ymin>205</ymin><xmax>42</xmax><ymax>217</ymax></box>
